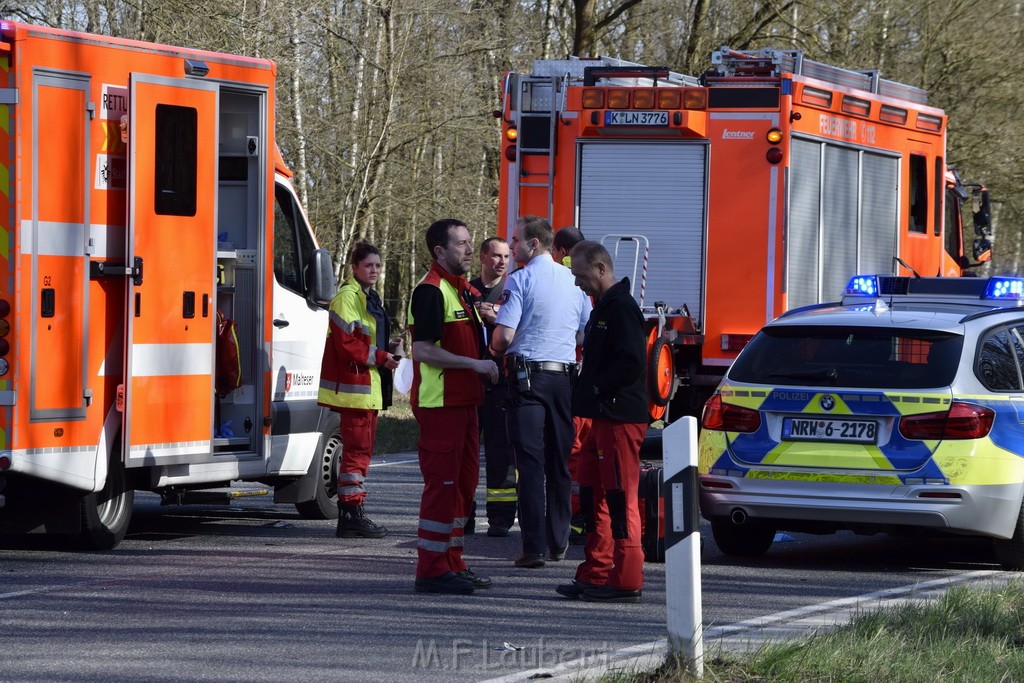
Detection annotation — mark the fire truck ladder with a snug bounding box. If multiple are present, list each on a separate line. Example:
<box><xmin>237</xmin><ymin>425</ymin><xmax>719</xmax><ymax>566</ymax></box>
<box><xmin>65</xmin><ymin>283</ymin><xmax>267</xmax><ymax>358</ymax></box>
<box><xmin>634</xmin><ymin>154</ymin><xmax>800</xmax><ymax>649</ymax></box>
<box><xmin>511</xmin><ymin>74</ymin><xmax>560</xmax><ymax>222</ymax></box>
<box><xmin>709</xmin><ymin>47</ymin><xmax>929</xmax><ymax>105</ymax></box>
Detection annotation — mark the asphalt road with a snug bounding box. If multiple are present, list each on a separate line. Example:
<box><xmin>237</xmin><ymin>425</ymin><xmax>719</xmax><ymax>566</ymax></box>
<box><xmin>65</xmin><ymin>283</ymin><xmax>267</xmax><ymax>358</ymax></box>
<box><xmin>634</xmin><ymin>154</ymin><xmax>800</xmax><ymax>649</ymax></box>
<box><xmin>0</xmin><ymin>452</ymin><xmax>1010</xmax><ymax>682</ymax></box>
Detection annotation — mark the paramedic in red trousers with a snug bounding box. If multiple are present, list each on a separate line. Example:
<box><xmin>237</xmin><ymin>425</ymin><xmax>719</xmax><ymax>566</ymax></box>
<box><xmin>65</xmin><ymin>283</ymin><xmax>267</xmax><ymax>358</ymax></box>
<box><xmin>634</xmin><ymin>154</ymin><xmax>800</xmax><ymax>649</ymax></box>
<box><xmin>409</xmin><ymin>219</ymin><xmax>499</xmax><ymax>595</ymax></box>
<box><xmin>470</xmin><ymin>237</ymin><xmax>517</xmax><ymax>537</ymax></box>
<box><xmin>557</xmin><ymin>240</ymin><xmax>648</xmax><ymax>603</ymax></box>
<box><xmin>317</xmin><ymin>240</ymin><xmax>402</xmax><ymax>538</ymax></box>
<box><xmin>491</xmin><ymin>216</ymin><xmax>591</xmax><ymax>569</ymax></box>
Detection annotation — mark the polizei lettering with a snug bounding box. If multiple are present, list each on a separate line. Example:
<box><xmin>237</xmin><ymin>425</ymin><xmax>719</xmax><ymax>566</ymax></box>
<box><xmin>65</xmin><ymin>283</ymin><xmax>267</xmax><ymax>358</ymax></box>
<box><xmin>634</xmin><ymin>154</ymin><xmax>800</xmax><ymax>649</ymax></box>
<box><xmin>771</xmin><ymin>390</ymin><xmax>810</xmax><ymax>402</ymax></box>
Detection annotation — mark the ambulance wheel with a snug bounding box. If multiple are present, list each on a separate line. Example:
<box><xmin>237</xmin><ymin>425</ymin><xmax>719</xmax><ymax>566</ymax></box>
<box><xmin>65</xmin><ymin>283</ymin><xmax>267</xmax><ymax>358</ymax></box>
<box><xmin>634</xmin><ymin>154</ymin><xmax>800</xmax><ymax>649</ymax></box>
<box><xmin>993</xmin><ymin>501</ymin><xmax>1024</xmax><ymax>570</ymax></box>
<box><xmin>710</xmin><ymin>517</ymin><xmax>775</xmax><ymax>557</ymax></box>
<box><xmin>78</xmin><ymin>457</ymin><xmax>134</xmax><ymax>550</ymax></box>
<box><xmin>647</xmin><ymin>338</ymin><xmax>673</xmax><ymax>408</ymax></box>
<box><xmin>295</xmin><ymin>413</ymin><xmax>341</xmax><ymax>520</ymax></box>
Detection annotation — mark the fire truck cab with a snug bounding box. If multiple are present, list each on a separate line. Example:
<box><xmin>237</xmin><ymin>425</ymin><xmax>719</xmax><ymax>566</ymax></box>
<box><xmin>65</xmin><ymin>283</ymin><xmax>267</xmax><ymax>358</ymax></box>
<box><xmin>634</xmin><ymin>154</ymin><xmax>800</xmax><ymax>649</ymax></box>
<box><xmin>0</xmin><ymin>21</ymin><xmax>341</xmax><ymax>548</ymax></box>
<box><xmin>497</xmin><ymin>48</ymin><xmax>992</xmax><ymax>420</ymax></box>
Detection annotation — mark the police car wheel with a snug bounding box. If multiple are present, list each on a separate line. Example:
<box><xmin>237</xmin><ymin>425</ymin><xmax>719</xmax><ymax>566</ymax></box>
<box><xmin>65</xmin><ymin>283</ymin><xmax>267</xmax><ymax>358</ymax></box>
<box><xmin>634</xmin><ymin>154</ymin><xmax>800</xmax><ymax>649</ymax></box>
<box><xmin>295</xmin><ymin>413</ymin><xmax>341</xmax><ymax>520</ymax></box>
<box><xmin>78</xmin><ymin>455</ymin><xmax>134</xmax><ymax>550</ymax></box>
<box><xmin>993</xmin><ymin>502</ymin><xmax>1024</xmax><ymax>570</ymax></box>
<box><xmin>710</xmin><ymin>517</ymin><xmax>775</xmax><ymax>557</ymax></box>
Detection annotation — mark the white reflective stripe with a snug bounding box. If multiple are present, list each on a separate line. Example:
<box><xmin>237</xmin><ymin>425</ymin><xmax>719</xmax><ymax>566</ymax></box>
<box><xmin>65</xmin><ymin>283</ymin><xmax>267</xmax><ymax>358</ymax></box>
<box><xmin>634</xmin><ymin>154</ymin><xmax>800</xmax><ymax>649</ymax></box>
<box><xmin>337</xmin><ymin>485</ymin><xmax>364</xmax><ymax>496</ymax></box>
<box><xmin>418</xmin><ymin>538</ymin><xmax>450</xmax><ymax>553</ymax></box>
<box><xmin>338</xmin><ymin>473</ymin><xmax>365</xmax><ymax>483</ymax></box>
<box><xmin>129</xmin><ymin>441</ymin><xmax>211</xmax><ymax>457</ymax></box>
<box><xmin>366</xmin><ymin>345</ymin><xmax>377</xmax><ymax>365</ymax></box>
<box><xmin>21</xmin><ymin>220</ymin><xmax>84</xmax><ymax>256</ymax></box>
<box><xmin>21</xmin><ymin>220</ymin><xmax>124</xmax><ymax>258</ymax></box>
<box><xmin>453</xmin><ymin>517</ymin><xmax>467</xmax><ymax>527</ymax></box>
<box><xmin>449</xmin><ymin>536</ymin><xmax>464</xmax><ymax>547</ymax></box>
<box><xmin>132</xmin><ymin>344</ymin><xmax>213</xmax><ymax>377</ymax></box>
<box><xmin>419</xmin><ymin>519</ymin><xmax>452</xmax><ymax>534</ymax></box>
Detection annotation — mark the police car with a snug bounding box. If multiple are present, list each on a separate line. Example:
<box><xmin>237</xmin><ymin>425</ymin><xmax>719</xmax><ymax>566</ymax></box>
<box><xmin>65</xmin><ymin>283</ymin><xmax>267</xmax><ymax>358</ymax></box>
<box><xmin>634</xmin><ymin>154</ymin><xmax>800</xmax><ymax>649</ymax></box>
<box><xmin>698</xmin><ymin>275</ymin><xmax>1024</xmax><ymax>568</ymax></box>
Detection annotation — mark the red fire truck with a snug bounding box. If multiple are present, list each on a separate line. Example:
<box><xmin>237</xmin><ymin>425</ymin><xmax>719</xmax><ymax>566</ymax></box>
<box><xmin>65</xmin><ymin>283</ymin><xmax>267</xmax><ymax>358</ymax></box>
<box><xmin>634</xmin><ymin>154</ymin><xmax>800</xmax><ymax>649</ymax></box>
<box><xmin>496</xmin><ymin>48</ymin><xmax>992</xmax><ymax>420</ymax></box>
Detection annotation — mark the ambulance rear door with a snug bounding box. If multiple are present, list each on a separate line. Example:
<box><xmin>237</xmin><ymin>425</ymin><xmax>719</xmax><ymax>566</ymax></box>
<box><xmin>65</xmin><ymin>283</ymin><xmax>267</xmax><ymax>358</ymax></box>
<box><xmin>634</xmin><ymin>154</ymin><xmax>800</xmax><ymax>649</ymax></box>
<box><xmin>124</xmin><ymin>74</ymin><xmax>218</xmax><ymax>465</ymax></box>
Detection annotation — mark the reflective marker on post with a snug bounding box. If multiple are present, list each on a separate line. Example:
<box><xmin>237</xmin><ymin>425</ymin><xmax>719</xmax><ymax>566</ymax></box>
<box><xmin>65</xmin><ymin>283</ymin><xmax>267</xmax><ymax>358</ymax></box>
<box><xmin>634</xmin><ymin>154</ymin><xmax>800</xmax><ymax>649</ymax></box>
<box><xmin>663</xmin><ymin>416</ymin><xmax>703</xmax><ymax>677</ymax></box>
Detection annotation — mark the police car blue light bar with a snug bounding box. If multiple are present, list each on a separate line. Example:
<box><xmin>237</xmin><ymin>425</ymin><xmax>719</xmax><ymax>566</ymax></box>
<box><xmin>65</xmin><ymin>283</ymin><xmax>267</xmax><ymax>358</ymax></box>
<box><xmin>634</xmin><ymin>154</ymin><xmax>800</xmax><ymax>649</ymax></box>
<box><xmin>985</xmin><ymin>277</ymin><xmax>1024</xmax><ymax>300</ymax></box>
<box><xmin>843</xmin><ymin>275</ymin><xmax>879</xmax><ymax>297</ymax></box>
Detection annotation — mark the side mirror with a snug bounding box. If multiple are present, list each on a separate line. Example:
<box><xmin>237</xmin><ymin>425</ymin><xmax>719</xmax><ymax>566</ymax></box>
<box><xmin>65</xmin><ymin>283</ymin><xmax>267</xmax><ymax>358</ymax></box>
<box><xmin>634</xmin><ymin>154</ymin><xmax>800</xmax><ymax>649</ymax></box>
<box><xmin>973</xmin><ymin>187</ymin><xmax>992</xmax><ymax>236</ymax></box>
<box><xmin>972</xmin><ymin>238</ymin><xmax>993</xmax><ymax>263</ymax></box>
<box><xmin>307</xmin><ymin>248</ymin><xmax>336</xmax><ymax>306</ymax></box>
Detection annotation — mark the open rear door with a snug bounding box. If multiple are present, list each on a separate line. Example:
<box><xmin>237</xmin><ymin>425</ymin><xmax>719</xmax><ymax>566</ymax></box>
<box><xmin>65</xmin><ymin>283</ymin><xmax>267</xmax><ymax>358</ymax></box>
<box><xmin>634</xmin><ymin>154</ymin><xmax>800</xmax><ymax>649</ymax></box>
<box><xmin>125</xmin><ymin>75</ymin><xmax>218</xmax><ymax>465</ymax></box>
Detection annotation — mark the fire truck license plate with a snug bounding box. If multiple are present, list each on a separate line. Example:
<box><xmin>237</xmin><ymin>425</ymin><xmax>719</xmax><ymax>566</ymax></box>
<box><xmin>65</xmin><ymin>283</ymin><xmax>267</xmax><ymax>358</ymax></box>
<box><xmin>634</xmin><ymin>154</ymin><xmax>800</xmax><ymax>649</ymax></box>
<box><xmin>782</xmin><ymin>417</ymin><xmax>878</xmax><ymax>444</ymax></box>
<box><xmin>605</xmin><ymin>111</ymin><xmax>669</xmax><ymax>126</ymax></box>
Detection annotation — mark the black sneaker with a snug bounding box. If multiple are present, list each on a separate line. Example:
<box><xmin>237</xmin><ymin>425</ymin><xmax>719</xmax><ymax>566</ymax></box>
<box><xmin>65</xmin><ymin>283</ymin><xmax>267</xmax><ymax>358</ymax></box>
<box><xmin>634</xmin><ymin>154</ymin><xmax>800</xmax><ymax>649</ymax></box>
<box><xmin>580</xmin><ymin>586</ymin><xmax>642</xmax><ymax>603</ymax></box>
<box><xmin>486</xmin><ymin>525</ymin><xmax>510</xmax><ymax>538</ymax></box>
<box><xmin>555</xmin><ymin>580</ymin><xmax>604</xmax><ymax>599</ymax></box>
<box><xmin>414</xmin><ymin>572</ymin><xmax>475</xmax><ymax>595</ymax></box>
<box><xmin>456</xmin><ymin>569</ymin><xmax>493</xmax><ymax>589</ymax></box>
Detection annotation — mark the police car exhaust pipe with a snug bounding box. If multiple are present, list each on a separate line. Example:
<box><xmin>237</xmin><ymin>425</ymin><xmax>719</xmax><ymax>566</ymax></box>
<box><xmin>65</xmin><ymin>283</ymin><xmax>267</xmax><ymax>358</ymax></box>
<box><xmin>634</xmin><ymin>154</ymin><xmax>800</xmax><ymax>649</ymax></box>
<box><xmin>730</xmin><ymin>508</ymin><xmax>748</xmax><ymax>525</ymax></box>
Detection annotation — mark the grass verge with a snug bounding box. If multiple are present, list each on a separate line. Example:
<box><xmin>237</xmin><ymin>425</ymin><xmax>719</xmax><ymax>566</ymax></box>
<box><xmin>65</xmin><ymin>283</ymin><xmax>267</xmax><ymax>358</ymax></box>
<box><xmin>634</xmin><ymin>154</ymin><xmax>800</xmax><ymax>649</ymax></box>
<box><xmin>376</xmin><ymin>393</ymin><xmax>419</xmax><ymax>454</ymax></box>
<box><xmin>616</xmin><ymin>579</ymin><xmax>1024</xmax><ymax>682</ymax></box>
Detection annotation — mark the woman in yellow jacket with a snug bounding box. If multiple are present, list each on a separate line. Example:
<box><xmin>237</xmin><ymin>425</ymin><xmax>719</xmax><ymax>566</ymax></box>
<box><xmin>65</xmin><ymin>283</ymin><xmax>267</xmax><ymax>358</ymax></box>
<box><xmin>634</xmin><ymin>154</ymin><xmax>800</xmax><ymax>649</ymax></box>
<box><xmin>318</xmin><ymin>241</ymin><xmax>402</xmax><ymax>538</ymax></box>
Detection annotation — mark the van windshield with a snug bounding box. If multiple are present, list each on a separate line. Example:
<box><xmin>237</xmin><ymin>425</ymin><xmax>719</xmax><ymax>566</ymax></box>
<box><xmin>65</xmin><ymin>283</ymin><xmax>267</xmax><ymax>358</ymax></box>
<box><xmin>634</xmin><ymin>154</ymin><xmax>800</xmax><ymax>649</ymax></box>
<box><xmin>729</xmin><ymin>326</ymin><xmax>964</xmax><ymax>389</ymax></box>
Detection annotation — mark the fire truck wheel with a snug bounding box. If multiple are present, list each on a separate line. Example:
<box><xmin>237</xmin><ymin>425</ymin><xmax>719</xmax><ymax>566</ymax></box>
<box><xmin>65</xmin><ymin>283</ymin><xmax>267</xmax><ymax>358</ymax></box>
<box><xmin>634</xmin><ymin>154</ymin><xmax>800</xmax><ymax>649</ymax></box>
<box><xmin>993</xmin><ymin>501</ymin><xmax>1024</xmax><ymax>570</ymax></box>
<box><xmin>647</xmin><ymin>337</ymin><xmax>674</xmax><ymax>408</ymax></box>
<box><xmin>295</xmin><ymin>412</ymin><xmax>341</xmax><ymax>520</ymax></box>
<box><xmin>710</xmin><ymin>517</ymin><xmax>775</xmax><ymax>557</ymax></box>
<box><xmin>79</xmin><ymin>457</ymin><xmax>134</xmax><ymax>550</ymax></box>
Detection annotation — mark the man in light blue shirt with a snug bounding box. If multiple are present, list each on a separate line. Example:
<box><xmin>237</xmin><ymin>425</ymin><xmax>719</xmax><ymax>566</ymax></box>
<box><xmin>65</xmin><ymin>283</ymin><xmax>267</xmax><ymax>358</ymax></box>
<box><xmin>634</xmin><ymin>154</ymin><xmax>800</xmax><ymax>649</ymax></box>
<box><xmin>491</xmin><ymin>216</ymin><xmax>592</xmax><ymax>568</ymax></box>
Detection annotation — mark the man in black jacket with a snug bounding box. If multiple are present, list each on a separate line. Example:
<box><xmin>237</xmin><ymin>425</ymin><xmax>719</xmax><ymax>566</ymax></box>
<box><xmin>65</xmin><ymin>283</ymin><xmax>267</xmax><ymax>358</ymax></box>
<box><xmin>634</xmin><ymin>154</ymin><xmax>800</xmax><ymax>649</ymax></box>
<box><xmin>557</xmin><ymin>241</ymin><xmax>648</xmax><ymax>603</ymax></box>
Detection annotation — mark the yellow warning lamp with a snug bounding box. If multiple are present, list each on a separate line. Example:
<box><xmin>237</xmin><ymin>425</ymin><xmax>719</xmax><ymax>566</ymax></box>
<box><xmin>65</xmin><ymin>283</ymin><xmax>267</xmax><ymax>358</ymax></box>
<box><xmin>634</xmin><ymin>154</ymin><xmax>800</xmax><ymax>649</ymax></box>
<box><xmin>766</xmin><ymin>128</ymin><xmax>783</xmax><ymax>144</ymax></box>
<box><xmin>683</xmin><ymin>89</ymin><xmax>707</xmax><ymax>110</ymax></box>
<box><xmin>632</xmin><ymin>90</ymin><xmax>655</xmax><ymax>109</ymax></box>
<box><xmin>505</xmin><ymin>127</ymin><xmax>518</xmax><ymax>142</ymax></box>
<box><xmin>582</xmin><ymin>89</ymin><xmax>605</xmax><ymax>109</ymax></box>
<box><xmin>658</xmin><ymin>90</ymin><xmax>682</xmax><ymax>109</ymax></box>
<box><xmin>607</xmin><ymin>89</ymin><xmax>630</xmax><ymax>109</ymax></box>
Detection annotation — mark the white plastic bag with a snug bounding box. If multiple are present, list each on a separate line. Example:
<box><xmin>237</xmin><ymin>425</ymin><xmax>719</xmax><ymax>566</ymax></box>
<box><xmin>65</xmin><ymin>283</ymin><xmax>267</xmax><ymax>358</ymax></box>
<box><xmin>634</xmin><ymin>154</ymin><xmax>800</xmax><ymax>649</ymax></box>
<box><xmin>394</xmin><ymin>357</ymin><xmax>413</xmax><ymax>395</ymax></box>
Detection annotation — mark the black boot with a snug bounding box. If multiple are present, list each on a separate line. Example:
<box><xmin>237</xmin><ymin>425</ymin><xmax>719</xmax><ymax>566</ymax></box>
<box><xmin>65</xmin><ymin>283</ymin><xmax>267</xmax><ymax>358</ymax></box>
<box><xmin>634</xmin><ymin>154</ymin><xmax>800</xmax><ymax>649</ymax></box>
<box><xmin>336</xmin><ymin>502</ymin><xmax>388</xmax><ymax>539</ymax></box>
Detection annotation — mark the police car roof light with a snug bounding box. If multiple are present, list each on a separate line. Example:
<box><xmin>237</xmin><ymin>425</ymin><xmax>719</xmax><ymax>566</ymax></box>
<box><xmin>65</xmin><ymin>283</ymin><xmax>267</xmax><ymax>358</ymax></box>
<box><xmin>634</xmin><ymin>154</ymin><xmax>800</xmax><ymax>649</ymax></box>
<box><xmin>843</xmin><ymin>275</ymin><xmax>879</xmax><ymax>297</ymax></box>
<box><xmin>985</xmin><ymin>277</ymin><xmax>1024</xmax><ymax>301</ymax></box>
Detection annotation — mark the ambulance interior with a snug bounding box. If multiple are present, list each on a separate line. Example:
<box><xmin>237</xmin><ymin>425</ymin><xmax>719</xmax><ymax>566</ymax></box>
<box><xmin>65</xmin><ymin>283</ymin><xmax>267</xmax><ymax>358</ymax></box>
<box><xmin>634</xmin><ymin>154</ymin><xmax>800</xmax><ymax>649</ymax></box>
<box><xmin>214</xmin><ymin>88</ymin><xmax>264</xmax><ymax>454</ymax></box>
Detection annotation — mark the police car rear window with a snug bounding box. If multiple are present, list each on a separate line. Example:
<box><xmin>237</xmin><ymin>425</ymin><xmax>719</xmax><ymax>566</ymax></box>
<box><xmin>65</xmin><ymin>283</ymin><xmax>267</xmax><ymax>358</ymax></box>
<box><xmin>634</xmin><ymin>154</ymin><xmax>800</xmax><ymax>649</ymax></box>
<box><xmin>729</xmin><ymin>326</ymin><xmax>963</xmax><ymax>389</ymax></box>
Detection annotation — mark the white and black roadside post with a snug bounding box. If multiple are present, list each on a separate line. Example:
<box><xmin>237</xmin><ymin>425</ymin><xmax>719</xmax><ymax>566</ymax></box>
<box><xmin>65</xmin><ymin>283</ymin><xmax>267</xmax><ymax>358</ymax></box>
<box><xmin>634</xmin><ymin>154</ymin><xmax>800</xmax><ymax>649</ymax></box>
<box><xmin>663</xmin><ymin>415</ymin><xmax>703</xmax><ymax>677</ymax></box>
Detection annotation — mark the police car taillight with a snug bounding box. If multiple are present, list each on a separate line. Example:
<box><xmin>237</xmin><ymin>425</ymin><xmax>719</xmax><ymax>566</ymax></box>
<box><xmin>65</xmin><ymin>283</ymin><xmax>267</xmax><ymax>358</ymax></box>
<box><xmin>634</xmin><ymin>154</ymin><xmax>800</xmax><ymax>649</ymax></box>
<box><xmin>701</xmin><ymin>394</ymin><xmax>761</xmax><ymax>433</ymax></box>
<box><xmin>899</xmin><ymin>402</ymin><xmax>994</xmax><ymax>440</ymax></box>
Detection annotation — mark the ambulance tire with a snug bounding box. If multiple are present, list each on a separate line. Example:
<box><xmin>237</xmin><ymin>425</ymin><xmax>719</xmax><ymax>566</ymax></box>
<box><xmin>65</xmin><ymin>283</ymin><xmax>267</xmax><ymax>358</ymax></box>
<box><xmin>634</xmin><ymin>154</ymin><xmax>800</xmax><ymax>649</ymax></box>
<box><xmin>710</xmin><ymin>517</ymin><xmax>775</xmax><ymax>557</ymax></box>
<box><xmin>78</xmin><ymin>457</ymin><xmax>134</xmax><ymax>550</ymax></box>
<box><xmin>993</xmin><ymin>501</ymin><xmax>1024</xmax><ymax>570</ymax></box>
<box><xmin>295</xmin><ymin>412</ymin><xmax>342</xmax><ymax>520</ymax></box>
<box><xmin>647</xmin><ymin>338</ymin><xmax>673</xmax><ymax>408</ymax></box>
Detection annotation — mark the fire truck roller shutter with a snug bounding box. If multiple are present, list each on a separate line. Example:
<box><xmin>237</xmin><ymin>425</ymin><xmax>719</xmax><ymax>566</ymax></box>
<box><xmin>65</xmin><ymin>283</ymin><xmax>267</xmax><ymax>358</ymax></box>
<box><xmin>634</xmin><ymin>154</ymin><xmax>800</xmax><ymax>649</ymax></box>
<box><xmin>577</xmin><ymin>142</ymin><xmax>707</xmax><ymax>321</ymax></box>
<box><xmin>789</xmin><ymin>138</ymin><xmax>899</xmax><ymax>308</ymax></box>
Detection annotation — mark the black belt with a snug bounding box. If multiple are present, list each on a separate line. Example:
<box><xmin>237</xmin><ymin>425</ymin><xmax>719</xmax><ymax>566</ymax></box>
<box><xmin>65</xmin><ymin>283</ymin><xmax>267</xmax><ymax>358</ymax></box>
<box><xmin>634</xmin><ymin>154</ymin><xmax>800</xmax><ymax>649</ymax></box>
<box><xmin>527</xmin><ymin>361</ymin><xmax>574</xmax><ymax>373</ymax></box>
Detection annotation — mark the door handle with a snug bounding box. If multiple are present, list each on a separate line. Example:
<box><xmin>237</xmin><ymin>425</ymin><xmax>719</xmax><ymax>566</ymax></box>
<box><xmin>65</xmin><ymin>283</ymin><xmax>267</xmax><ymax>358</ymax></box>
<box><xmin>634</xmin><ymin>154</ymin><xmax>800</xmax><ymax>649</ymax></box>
<box><xmin>273</xmin><ymin>318</ymin><xmax>290</xmax><ymax>328</ymax></box>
